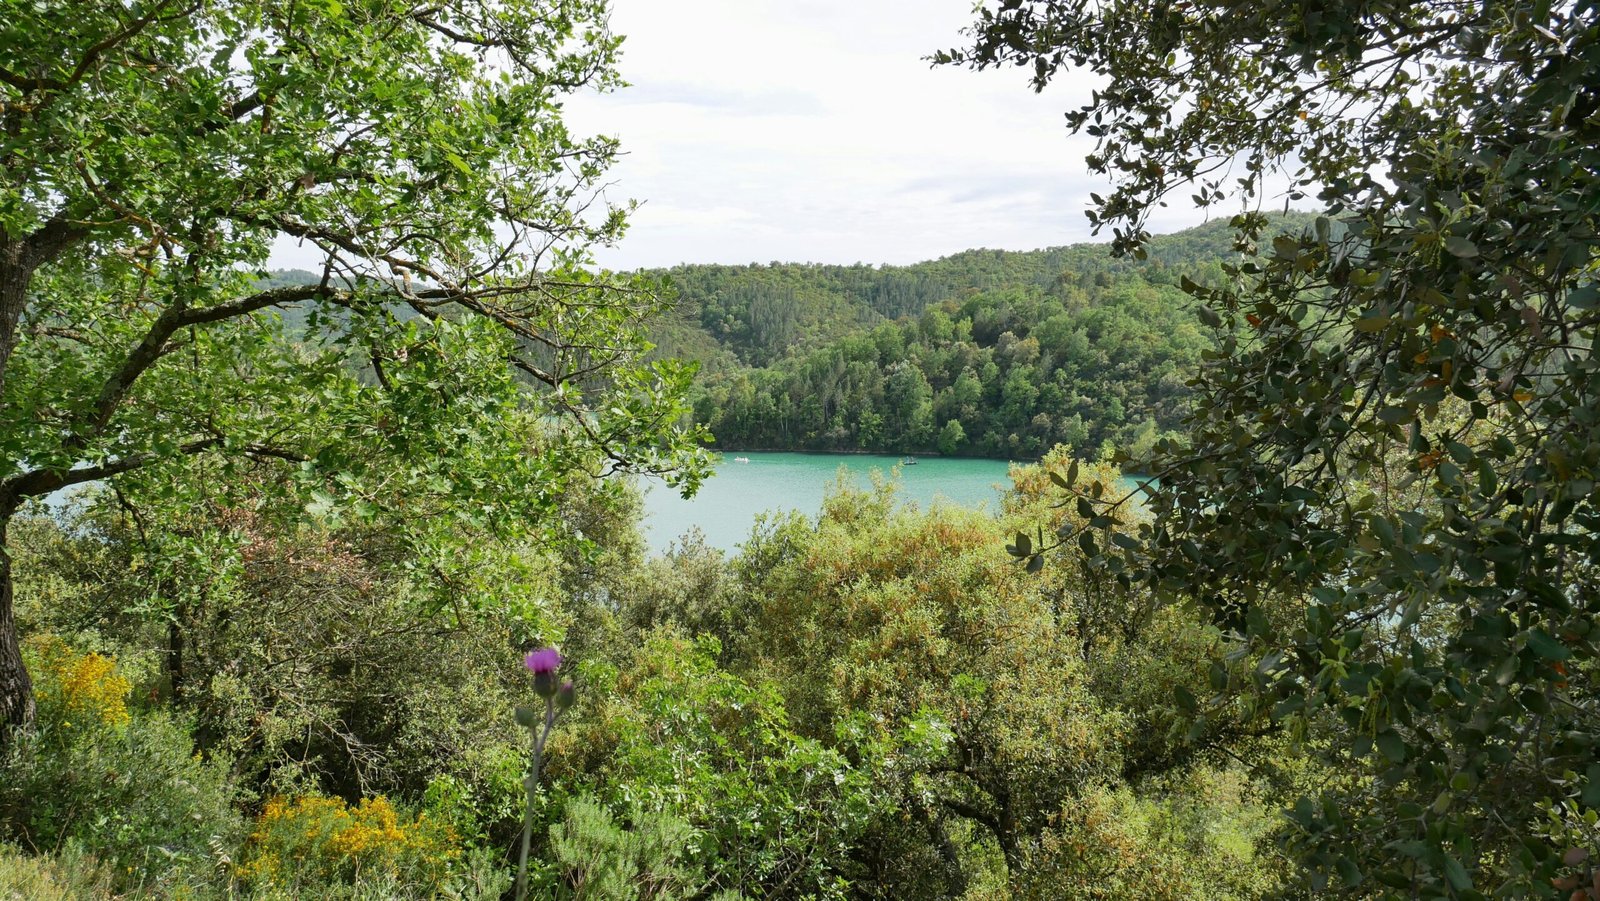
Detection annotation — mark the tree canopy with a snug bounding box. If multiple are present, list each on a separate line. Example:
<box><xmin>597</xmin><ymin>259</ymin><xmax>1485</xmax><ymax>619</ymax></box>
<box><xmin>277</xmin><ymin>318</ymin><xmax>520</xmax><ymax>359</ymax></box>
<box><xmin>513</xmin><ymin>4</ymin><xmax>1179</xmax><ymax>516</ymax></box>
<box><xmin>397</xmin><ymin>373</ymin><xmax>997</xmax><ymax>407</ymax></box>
<box><xmin>643</xmin><ymin>219</ymin><xmax>1289</xmax><ymax>459</ymax></box>
<box><xmin>0</xmin><ymin>0</ymin><xmax>708</xmax><ymax>732</ymax></box>
<box><xmin>949</xmin><ymin>0</ymin><xmax>1600</xmax><ymax>896</ymax></box>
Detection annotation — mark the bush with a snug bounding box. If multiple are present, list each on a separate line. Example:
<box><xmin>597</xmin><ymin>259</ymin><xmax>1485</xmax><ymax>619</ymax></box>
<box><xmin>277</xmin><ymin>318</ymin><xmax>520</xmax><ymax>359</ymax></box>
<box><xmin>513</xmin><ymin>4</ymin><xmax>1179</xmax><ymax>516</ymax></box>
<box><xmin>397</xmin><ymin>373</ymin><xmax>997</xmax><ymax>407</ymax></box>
<box><xmin>237</xmin><ymin>792</ymin><xmax>504</xmax><ymax>900</ymax></box>
<box><xmin>547</xmin><ymin>632</ymin><xmax>886</xmax><ymax>899</ymax></box>
<box><xmin>25</xmin><ymin>635</ymin><xmax>132</xmax><ymax>729</ymax></box>
<box><xmin>0</xmin><ymin>637</ymin><xmax>241</xmax><ymax>895</ymax></box>
<box><xmin>546</xmin><ymin>796</ymin><xmax>730</xmax><ymax>901</ymax></box>
<box><xmin>0</xmin><ymin>843</ymin><xmax>114</xmax><ymax>900</ymax></box>
<box><xmin>1012</xmin><ymin>777</ymin><xmax>1284</xmax><ymax>901</ymax></box>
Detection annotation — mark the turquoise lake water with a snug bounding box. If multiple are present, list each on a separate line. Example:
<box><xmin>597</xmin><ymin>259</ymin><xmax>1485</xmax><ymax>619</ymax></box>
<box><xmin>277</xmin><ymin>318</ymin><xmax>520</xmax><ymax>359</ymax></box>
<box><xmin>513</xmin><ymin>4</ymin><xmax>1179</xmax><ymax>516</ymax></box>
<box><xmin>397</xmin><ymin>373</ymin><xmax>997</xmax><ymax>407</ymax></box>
<box><xmin>638</xmin><ymin>451</ymin><xmax>1023</xmax><ymax>556</ymax></box>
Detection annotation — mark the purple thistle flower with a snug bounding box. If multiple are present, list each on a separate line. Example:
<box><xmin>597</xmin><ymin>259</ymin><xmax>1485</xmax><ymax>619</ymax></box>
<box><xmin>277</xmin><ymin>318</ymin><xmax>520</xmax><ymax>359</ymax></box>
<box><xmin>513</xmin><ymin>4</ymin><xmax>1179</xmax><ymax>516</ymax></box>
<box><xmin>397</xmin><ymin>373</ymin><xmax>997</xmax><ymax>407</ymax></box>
<box><xmin>524</xmin><ymin>647</ymin><xmax>561</xmax><ymax>675</ymax></box>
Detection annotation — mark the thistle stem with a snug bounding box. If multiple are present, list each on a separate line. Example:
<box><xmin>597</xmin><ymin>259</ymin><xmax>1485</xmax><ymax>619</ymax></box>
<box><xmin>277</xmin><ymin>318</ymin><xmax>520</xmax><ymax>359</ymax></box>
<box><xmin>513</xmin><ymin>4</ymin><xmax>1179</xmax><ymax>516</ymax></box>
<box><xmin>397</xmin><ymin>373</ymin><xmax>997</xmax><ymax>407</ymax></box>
<box><xmin>513</xmin><ymin>698</ymin><xmax>556</xmax><ymax>901</ymax></box>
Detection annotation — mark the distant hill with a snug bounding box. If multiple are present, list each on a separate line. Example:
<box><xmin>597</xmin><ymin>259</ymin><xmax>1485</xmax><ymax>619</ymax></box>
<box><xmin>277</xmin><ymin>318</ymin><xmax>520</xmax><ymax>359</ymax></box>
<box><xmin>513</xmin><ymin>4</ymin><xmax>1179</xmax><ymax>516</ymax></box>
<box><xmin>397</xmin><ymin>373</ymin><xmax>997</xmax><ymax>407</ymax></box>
<box><xmin>255</xmin><ymin>268</ymin><xmax>323</xmax><ymax>289</ymax></box>
<box><xmin>255</xmin><ymin>214</ymin><xmax>1316</xmax><ymax>460</ymax></box>
<box><xmin>644</xmin><ymin>213</ymin><xmax>1316</xmax><ymax>459</ymax></box>
<box><xmin>640</xmin><ymin>213</ymin><xmax>1311</xmax><ymax>372</ymax></box>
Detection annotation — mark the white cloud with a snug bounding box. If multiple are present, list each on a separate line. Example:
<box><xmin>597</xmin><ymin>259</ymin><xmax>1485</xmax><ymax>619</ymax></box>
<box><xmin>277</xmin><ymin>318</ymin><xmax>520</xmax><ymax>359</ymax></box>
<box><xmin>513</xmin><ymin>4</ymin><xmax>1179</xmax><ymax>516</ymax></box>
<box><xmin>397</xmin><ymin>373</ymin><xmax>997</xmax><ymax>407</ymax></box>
<box><xmin>269</xmin><ymin>1</ymin><xmax>1228</xmax><ymax>273</ymax></box>
<box><xmin>556</xmin><ymin>0</ymin><xmax>1132</xmax><ymax>269</ymax></box>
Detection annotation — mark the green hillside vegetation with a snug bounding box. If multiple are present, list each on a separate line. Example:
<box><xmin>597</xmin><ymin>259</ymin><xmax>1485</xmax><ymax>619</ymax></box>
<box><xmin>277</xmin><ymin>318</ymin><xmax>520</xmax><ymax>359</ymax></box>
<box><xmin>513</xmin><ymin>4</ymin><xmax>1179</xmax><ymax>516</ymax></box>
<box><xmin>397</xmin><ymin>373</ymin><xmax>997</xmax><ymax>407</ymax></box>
<box><xmin>255</xmin><ymin>218</ymin><xmax>1312</xmax><ymax>461</ymax></box>
<box><xmin>3</xmin><ymin>454</ymin><xmax>1297</xmax><ymax>899</ymax></box>
<box><xmin>650</xmin><ymin>216</ymin><xmax>1315</xmax><ymax>458</ymax></box>
<box><xmin>4</xmin><ymin>0</ymin><xmax>1593</xmax><ymax>895</ymax></box>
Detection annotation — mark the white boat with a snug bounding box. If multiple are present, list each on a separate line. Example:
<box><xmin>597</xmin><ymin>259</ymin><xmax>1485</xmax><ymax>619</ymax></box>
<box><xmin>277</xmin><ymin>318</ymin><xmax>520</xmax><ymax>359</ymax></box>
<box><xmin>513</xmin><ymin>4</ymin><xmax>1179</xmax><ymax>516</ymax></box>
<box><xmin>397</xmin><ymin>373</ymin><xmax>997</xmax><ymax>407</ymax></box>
<box><xmin>733</xmin><ymin>456</ymin><xmax>751</xmax><ymax>463</ymax></box>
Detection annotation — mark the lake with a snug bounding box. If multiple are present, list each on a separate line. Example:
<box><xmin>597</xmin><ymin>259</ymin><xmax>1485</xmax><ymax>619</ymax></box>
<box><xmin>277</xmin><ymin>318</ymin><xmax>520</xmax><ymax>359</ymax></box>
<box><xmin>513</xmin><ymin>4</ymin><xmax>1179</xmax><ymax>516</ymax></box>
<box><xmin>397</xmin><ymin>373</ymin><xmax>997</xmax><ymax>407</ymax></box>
<box><xmin>637</xmin><ymin>451</ymin><xmax>1022</xmax><ymax>556</ymax></box>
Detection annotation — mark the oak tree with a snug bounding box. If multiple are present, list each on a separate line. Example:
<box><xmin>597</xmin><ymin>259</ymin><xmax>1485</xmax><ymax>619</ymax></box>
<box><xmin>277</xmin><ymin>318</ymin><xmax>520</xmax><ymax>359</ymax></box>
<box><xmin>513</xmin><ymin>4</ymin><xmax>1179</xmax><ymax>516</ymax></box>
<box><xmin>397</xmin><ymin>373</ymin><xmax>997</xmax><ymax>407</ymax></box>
<box><xmin>0</xmin><ymin>0</ymin><xmax>707</xmax><ymax>733</ymax></box>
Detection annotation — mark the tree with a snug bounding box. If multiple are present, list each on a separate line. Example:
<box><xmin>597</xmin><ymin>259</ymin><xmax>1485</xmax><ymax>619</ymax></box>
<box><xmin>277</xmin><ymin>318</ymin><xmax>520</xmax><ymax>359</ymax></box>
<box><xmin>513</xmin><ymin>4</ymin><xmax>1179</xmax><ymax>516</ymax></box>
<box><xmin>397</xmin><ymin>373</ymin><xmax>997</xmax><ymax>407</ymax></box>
<box><xmin>937</xmin><ymin>418</ymin><xmax>966</xmax><ymax>456</ymax></box>
<box><xmin>0</xmin><ymin>0</ymin><xmax>709</xmax><ymax>734</ymax></box>
<box><xmin>949</xmin><ymin>1</ymin><xmax>1600</xmax><ymax>896</ymax></box>
<box><xmin>883</xmin><ymin>360</ymin><xmax>935</xmax><ymax>450</ymax></box>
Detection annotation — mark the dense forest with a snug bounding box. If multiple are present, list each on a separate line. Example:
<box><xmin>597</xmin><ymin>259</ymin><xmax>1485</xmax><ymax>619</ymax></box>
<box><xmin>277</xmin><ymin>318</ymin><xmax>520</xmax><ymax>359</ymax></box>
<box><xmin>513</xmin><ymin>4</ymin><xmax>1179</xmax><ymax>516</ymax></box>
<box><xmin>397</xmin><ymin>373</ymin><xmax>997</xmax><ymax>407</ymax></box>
<box><xmin>267</xmin><ymin>218</ymin><xmax>1284</xmax><ymax>462</ymax></box>
<box><xmin>647</xmin><ymin>219</ymin><xmax>1304</xmax><ymax>459</ymax></box>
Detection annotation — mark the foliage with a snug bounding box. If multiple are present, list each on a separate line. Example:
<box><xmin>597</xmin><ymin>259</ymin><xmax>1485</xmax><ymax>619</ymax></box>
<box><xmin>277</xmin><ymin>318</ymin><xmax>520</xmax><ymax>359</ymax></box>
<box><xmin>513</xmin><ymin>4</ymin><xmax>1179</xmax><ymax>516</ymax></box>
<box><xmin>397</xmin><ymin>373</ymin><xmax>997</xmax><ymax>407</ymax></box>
<box><xmin>544</xmin><ymin>631</ymin><xmax>888</xmax><ymax>899</ymax></box>
<box><xmin>0</xmin><ymin>637</ymin><xmax>241</xmax><ymax>895</ymax></box>
<box><xmin>611</xmin><ymin>530</ymin><xmax>733</xmax><ymax>646</ymax></box>
<box><xmin>546</xmin><ymin>796</ymin><xmax>737</xmax><ymax>901</ymax></box>
<box><xmin>13</xmin><ymin>502</ymin><xmax>539</xmax><ymax>804</ymax></box>
<box><xmin>0</xmin><ymin>459</ymin><xmax>1299</xmax><ymax>899</ymax></box>
<box><xmin>0</xmin><ymin>0</ymin><xmax>709</xmax><ymax>732</ymax></box>
<box><xmin>0</xmin><ymin>843</ymin><xmax>115</xmax><ymax>901</ymax></box>
<box><xmin>611</xmin><ymin>474</ymin><xmax>1289</xmax><ymax>897</ymax></box>
<box><xmin>656</xmin><ymin>221</ymin><xmax>1319</xmax><ymax>458</ymax></box>
<box><xmin>23</xmin><ymin>634</ymin><xmax>130</xmax><ymax>730</ymax></box>
<box><xmin>951</xmin><ymin>0</ymin><xmax>1600</xmax><ymax>895</ymax></box>
<box><xmin>1012</xmin><ymin>776</ymin><xmax>1282</xmax><ymax>901</ymax></box>
<box><xmin>235</xmin><ymin>793</ymin><xmax>499</xmax><ymax>899</ymax></box>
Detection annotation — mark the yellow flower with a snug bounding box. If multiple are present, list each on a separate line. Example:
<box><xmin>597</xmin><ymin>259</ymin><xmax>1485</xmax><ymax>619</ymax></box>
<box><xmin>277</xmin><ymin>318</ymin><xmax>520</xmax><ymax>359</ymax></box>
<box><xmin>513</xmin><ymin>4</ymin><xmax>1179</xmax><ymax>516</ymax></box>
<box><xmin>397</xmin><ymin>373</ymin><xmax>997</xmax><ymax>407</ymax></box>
<box><xmin>24</xmin><ymin>635</ymin><xmax>132</xmax><ymax>728</ymax></box>
<box><xmin>240</xmin><ymin>792</ymin><xmax>463</xmax><ymax>891</ymax></box>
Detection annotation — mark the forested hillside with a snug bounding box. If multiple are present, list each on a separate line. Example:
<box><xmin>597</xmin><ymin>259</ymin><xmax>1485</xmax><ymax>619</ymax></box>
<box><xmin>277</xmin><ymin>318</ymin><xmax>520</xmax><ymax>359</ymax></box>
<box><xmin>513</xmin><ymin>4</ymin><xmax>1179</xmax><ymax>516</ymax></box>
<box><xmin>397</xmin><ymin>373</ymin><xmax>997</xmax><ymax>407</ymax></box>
<box><xmin>254</xmin><ymin>218</ymin><xmax>1311</xmax><ymax>461</ymax></box>
<box><xmin>648</xmin><ymin>215</ymin><xmax>1313</xmax><ymax>458</ymax></box>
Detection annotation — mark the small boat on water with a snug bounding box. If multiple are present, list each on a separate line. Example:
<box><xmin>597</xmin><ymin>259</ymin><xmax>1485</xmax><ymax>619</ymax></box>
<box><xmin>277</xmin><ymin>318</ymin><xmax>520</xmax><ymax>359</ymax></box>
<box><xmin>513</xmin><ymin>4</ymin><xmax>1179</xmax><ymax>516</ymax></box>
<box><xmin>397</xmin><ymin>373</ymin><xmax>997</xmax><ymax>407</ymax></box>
<box><xmin>901</xmin><ymin>456</ymin><xmax>918</xmax><ymax>466</ymax></box>
<box><xmin>732</xmin><ymin>456</ymin><xmax>751</xmax><ymax>463</ymax></box>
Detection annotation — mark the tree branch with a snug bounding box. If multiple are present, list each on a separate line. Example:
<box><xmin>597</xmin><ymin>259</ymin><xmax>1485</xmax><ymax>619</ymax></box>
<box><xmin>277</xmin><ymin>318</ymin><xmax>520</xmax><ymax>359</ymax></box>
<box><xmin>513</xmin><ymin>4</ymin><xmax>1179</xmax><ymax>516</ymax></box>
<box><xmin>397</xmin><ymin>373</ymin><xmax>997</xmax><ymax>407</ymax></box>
<box><xmin>1</xmin><ymin>436</ymin><xmax>223</xmax><ymax>514</ymax></box>
<box><xmin>177</xmin><ymin>283</ymin><xmax>330</xmax><ymax>327</ymax></box>
<box><xmin>77</xmin><ymin>284</ymin><xmax>331</xmax><ymax>445</ymax></box>
<box><xmin>58</xmin><ymin>0</ymin><xmax>201</xmax><ymax>97</ymax></box>
<box><xmin>937</xmin><ymin>796</ymin><xmax>1002</xmax><ymax>840</ymax></box>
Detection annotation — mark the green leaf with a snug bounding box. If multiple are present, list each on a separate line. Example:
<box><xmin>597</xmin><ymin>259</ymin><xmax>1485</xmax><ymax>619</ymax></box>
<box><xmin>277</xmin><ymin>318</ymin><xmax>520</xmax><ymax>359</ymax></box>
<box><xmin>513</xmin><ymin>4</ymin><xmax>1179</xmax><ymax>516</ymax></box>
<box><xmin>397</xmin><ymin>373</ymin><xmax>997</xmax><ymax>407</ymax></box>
<box><xmin>1376</xmin><ymin>730</ymin><xmax>1407</xmax><ymax>763</ymax></box>
<box><xmin>1526</xmin><ymin>629</ymin><xmax>1571</xmax><ymax>660</ymax></box>
<box><xmin>1173</xmin><ymin>685</ymin><xmax>1197</xmax><ymax>713</ymax></box>
<box><xmin>1335</xmin><ymin>856</ymin><xmax>1363</xmax><ymax>888</ymax></box>
<box><xmin>1010</xmin><ymin>531</ymin><xmax>1032</xmax><ymax>557</ymax></box>
<box><xmin>1209</xmin><ymin>662</ymin><xmax>1228</xmax><ymax>691</ymax></box>
<box><xmin>1441</xmin><ymin>854</ymin><xmax>1471</xmax><ymax>890</ymax></box>
<box><xmin>1443</xmin><ymin>236</ymin><xmax>1479</xmax><ymax>258</ymax></box>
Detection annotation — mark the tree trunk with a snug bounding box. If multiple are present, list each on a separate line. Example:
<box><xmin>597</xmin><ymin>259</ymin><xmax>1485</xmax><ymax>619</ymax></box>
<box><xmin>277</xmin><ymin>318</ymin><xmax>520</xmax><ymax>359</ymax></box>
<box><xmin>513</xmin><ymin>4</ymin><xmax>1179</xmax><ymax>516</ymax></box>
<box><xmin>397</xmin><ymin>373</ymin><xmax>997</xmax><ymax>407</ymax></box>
<box><xmin>0</xmin><ymin>235</ymin><xmax>34</xmax><ymax>741</ymax></box>
<box><xmin>913</xmin><ymin>797</ymin><xmax>968</xmax><ymax>896</ymax></box>
<box><xmin>0</xmin><ymin>524</ymin><xmax>35</xmax><ymax>740</ymax></box>
<box><xmin>0</xmin><ymin>242</ymin><xmax>21</xmax><ymax>371</ymax></box>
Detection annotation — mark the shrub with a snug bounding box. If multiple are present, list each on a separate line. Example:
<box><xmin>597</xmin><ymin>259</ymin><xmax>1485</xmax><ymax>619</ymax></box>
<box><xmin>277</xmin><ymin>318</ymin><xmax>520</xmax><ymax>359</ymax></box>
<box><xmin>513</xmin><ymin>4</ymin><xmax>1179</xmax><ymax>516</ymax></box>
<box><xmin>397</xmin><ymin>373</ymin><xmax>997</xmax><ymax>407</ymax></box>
<box><xmin>1012</xmin><ymin>777</ymin><xmax>1283</xmax><ymax>901</ymax></box>
<box><xmin>549</xmin><ymin>632</ymin><xmax>886</xmax><ymax>899</ymax></box>
<box><xmin>546</xmin><ymin>796</ymin><xmax>725</xmax><ymax>901</ymax></box>
<box><xmin>237</xmin><ymin>792</ymin><xmax>502</xmax><ymax>899</ymax></box>
<box><xmin>0</xmin><ymin>843</ymin><xmax>114</xmax><ymax>900</ymax></box>
<box><xmin>25</xmin><ymin>635</ymin><xmax>131</xmax><ymax>730</ymax></box>
<box><xmin>0</xmin><ymin>637</ymin><xmax>241</xmax><ymax>895</ymax></box>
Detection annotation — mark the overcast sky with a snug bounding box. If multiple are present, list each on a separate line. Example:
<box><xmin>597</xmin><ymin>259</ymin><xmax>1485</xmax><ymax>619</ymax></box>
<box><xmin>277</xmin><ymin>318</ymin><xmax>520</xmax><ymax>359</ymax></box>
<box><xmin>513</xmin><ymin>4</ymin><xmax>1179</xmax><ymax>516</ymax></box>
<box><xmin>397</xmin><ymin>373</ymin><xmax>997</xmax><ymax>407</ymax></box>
<box><xmin>557</xmin><ymin>0</ymin><xmax>1224</xmax><ymax>270</ymax></box>
<box><xmin>264</xmin><ymin>0</ymin><xmax>1221</xmax><ymax>273</ymax></box>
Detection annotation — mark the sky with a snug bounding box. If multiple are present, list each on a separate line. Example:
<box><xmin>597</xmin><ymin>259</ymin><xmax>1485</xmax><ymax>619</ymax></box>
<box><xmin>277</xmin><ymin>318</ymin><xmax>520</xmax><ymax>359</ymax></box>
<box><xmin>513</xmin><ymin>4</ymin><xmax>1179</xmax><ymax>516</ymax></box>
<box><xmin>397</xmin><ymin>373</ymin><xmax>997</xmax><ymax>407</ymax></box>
<box><xmin>265</xmin><ymin>0</ymin><xmax>1224</xmax><ymax>273</ymax></box>
<box><xmin>558</xmin><ymin>0</ymin><xmax>1217</xmax><ymax>270</ymax></box>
